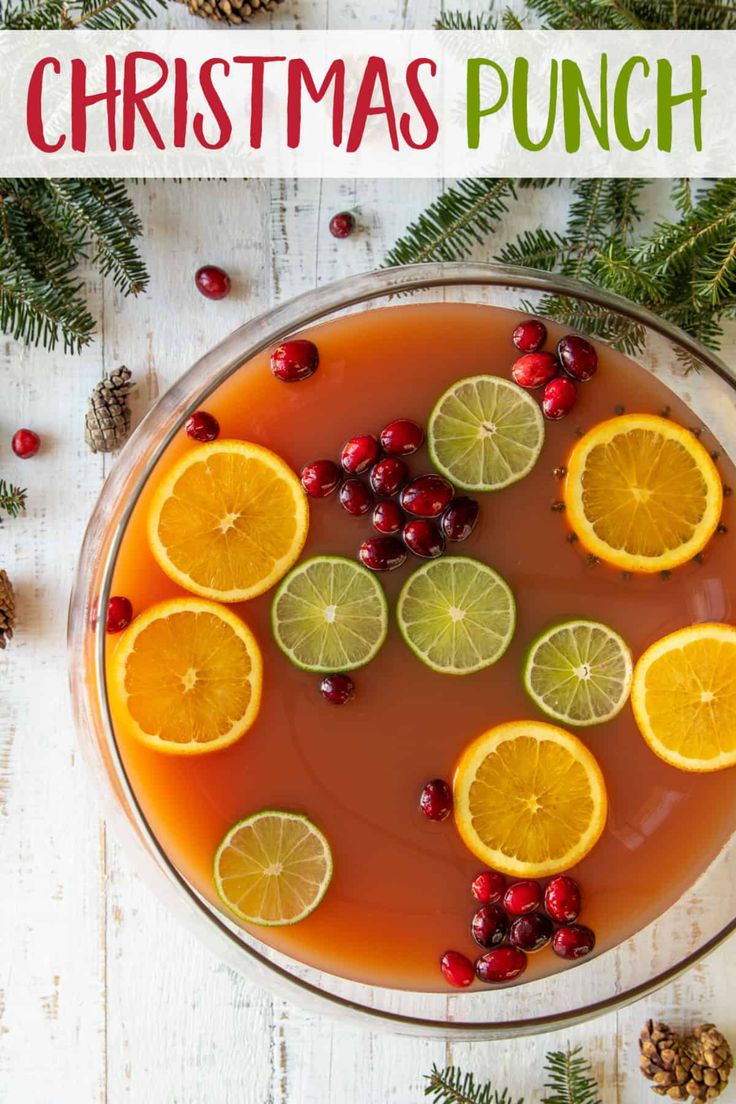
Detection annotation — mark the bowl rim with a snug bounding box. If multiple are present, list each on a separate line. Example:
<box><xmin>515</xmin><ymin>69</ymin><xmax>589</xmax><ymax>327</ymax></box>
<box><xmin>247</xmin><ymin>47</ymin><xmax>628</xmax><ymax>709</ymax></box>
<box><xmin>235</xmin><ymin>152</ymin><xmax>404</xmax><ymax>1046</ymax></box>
<box><xmin>69</xmin><ymin>260</ymin><xmax>736</xmax><ymax>1037</ymax></box>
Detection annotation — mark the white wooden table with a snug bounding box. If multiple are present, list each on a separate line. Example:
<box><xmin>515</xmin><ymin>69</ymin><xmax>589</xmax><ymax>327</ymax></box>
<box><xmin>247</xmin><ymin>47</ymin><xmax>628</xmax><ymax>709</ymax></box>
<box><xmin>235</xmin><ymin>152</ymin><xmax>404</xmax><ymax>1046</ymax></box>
<box><xmin>1</xmin><ymin>2</ymin><xmax>735</xmax><ymax>1100</ymax></box>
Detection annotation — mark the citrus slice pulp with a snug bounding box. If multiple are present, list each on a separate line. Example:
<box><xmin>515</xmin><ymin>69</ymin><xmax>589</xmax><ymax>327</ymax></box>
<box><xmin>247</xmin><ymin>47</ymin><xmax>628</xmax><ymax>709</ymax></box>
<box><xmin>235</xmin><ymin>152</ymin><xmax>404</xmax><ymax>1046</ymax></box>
<box><xmin>453</xmin><ymin>720</ymin><xmax>608</xmax><ymax>877</ymax></box>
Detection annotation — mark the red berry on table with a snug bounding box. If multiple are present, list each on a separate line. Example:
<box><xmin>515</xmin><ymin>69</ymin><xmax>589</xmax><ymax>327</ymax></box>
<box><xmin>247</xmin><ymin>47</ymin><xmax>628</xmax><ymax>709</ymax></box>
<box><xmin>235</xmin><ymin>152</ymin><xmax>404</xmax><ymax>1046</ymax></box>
<box><xmin>475</xmin><ymin>945</ymin><xmax>528</xmax><ymax>984</ymax></box>
<box><xmin>471</xmin><ymin>870</ymin><xmax>506</xmax><ymax>905</ymax></box>
<box><xmin>419</xmin><ymin>778</ymin><xmax>453</xmax><ymax>821</ymax></box>
<box><xmin>185</xmin><ymin>411</ymin><xmax>219</xmax><ymax>443</ymax></box>
<box><xmin>401</xmin><ymin>474</ymin><xmax>454</xmax><ymax>518</ymax></box>
<box><xmin>503</xmin><ymin>879</ymin><xmax>543</xmax><ymax>916</ymax></box>
<box><xmin>11</xmin><ymin>428</ymin><xmax>40</xmax><ymax>459</ymax></box>
<box><xmin>512</xmin><ymin>318</ymin><xmax>547</xmax><ymax>353</ymax></box>
<box><xmin>440</xmin><ymin>950</ymin><xmax>475</xmax><ymax>989</ymax></box>
<box><xmin>341</xmin><ymin>434</ymin><xmax>380</xmax><ymax>475</ymax></box>
<box><xmin>195</xmin><ymin>265</ymin><xmax>231</xmax><ymax>300</ymax></box>
<box><xmin>511</xmin><ymin>352</ymin><xmax>558</xmax><ymax>390</ymax></box>
<box><xmin>471</xmin><ymin>904</ymin><xmax>508</xmax><ymax>949</ymax></box>
<box><xmin>339</xmin><ymin>479</ymin><xmax>373</xmax><ymax>516</ymax></box>
<box><xmin>370</xmin><ymin>457</ymin><xmax>408</xmax><ymax>497</ymax></box>
<box><xmin>403</xmin><ymin>518</ymin><xmax>445</xmax><ymax>559</ymax></box>
<box><xmin>558</xmin><ymin>335</ymin><xmax>598</xmax><ymax>381</ymax></box>
<box><xmin>329</xmin><ymin>211</ymin><xmax>356</xmax><ymax>239</ymax></box>
<box><xmin>542</xmin><ymin>376</ymin><xmax>577</xmax><ymax>420</ymax></box>
<box><xmin>270</xmin><ymin>339</ymin><xmax>319</xmax><ymax>384</ymax></box>
<box><xmin>106</xmin><ymin>595</ymin><xmax>133</xmax><ymax>633</ymax></box>
<box><xmin>301</xmin><ymin>459</ymin><xmax>342</xmax><ymax>498</ymax></box>
<box><xmin>441</xmin><ymin>497</ymin><xmax>479</xmax><ymax>542</ymax></box>
<box><xmin>372</xmin><ymin>499</ymin><xmax>403</xmax><ymax>535</ymax></box>
<box><xmin>509</xmin><ymin>912</ymin><xmax>553</xmax><ymax>953</ymax></box>
<box><xmin>544</xmin><ymin>875</ymin><xmax>581</xmax><ymax>923</ymax></box>
<box><xmin>319</xmin><ymin>673</ymin><xmax>354</xmax><ymax>705</ymax></box>
<box><xmin>379</xmin><ymin>419</ymin><xmax>425</xmax><ymax>457</ymax></box>
<box><xmin>552</xmin><ymin>923</ymin><xmax>596</xmax><ymax>960</ymax></box>
<box><xmin>358</xmin><ymin>536</ymin><xmax>407</xmax><ymax>572</ymax></box>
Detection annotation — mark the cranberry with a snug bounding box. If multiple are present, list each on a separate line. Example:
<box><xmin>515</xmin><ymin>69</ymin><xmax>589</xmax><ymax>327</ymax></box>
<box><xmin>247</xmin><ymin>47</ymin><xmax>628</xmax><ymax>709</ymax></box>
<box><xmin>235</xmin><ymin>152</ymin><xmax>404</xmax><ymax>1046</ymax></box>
<box><xmin>440</xmin><ymin>951</ymin><xmax>475</xmax><ymax>989</ymax></box>
<box><xmin>558</xmin><ymin>335</ymin><xmax>598</xmax><ymax>381</ymax></box>
<box><xmin>441</xmin><ymin>497</ymin><xmax>479</xmax><ymax>542</ymax></box>
<box><xmin>11</xmin><ymin>428</ymin><xmax>40</xmax><ymax>459</ymax></box>
<box><xmin>471</xmin><ymin>870</ymin><xmax>506</xmax><ymax>905</ymax></box>
<box><xmin>373</xmin><ymin>500</ymin><xmax>403</xmax><ymax>535</ymax></box>
<box><xmin>301</xmin><ymin>459</ymin><xmax>342</xmax><ymax>498</ymax></box>
<box><xmin>475</xmin><ymin>946</ymin><xmax>527</xmax><ymax>984</ymax></box>
<box><xmin>552</xmin><ymin>924</ymin><xmax>596</xmax><ymax>961</ymax></box>
<box><xmin>542</xmin><ymin>376</ymin><xmax>577</xmax><ymax>420</ymax></box>
<box><xmin>359</xmin><ymin>536</ymin><xmax>407</xmax><ymax>572</ymax></box>
<box><xmin>185</xmin><ymin>411</ymin><xmax>219</xmax><ymax>443</ymax></box>
<box><xmin>544</xmin><ymin>875</ymin><xmax>581</xmax><ymax>923</ymax></box>
<box><xmin>471</xmin><ymin>905</ymin><xmax>508</xmax><ymax>948</ymax></box>
<box><xmin>329</xmin><ymin>211</ymin><xmax>355</xmax><ymax>239</ymax></box>
<box><xmin>379</xmin><ymin>419</ymin><xmax>425</xmax><ymax>457</ymax></box>
<box><xmin>319</xmin><ymin>673</ymin><xmax>354</xmax><ymax>705</ymax></box>
<box><xmin>341</xmin><ymin>434</ymin><xmax>380</xmax><ymax>475</ymax></box>
<box><xmin>370</xmin><ymin>457</ymin><xmax>408</xmax><ymax>497</ymax></box>
<box><xmin>503</xmin><ymin>880</ymin><xmax>543</xmax><ymax>916</ymax></box>
<box><xmin>270</xmin><ymin>339</ymin><xmax>319</xmax><ymax>383</ymax></box>
<box><xmin>511</xmin><ymin>352</ymin><xmax>559</xmax><ymax>390</ymax></box>
<box><xmin>512</xmin><ymin>318</ymin><xmax>547</xmax><ymax>353</ymax></box>
<box><xmin>106</xmin><ymin>596</ymin><xmax>133</xmax><ymax>633</ymax></box>
<box><xmin>419</xmin><ymin>779</ymin><xmax>453</xmax><ymax>821</ymax></box>
<box><xmin>509</xmin><ymin>913</ymin><xmax>553</xmax><ymax>953</ymax></box>
<box><xmin>339</xmin><ymin>479</ymin><xmax>373</xmax><ymax>516</ymax></box>
<box><xmin>195</xmin><ymin>265</ymin><xmax>231</xmax><ymax>300</ymax></box>
<box><xmin>403</xmin><ymin>518</ymin><xmax>445</xmax><ymax>559</ymax></box>
<box><xmin>401</xmin><ymin>475</ymin><xmax>454</xmax><ymax>518</ymax></box>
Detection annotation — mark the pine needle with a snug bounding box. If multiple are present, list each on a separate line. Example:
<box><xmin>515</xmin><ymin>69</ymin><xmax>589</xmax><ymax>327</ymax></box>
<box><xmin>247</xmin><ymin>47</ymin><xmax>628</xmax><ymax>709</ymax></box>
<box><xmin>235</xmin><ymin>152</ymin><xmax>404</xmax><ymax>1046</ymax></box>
<box><xmin>424</xmin><ymin>1065</ymin><xmax>523</xmax><ymax>1104</ymax></box>
<box><xmin>0</xmin><ymin>479</ymin><xmax>28</xmax><ymax>521</ymax></box>
<box><xmin>541</xmin><ymin>1048</ymin><xmax>602</xmax><ymax>1104</ymax></box>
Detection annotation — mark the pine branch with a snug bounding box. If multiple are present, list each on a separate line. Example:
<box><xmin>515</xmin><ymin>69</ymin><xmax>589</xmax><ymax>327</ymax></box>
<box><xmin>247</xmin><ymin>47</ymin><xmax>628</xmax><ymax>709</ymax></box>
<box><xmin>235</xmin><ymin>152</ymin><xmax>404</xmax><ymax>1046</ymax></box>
<box><xmin>424</xmin><ymin>1065</ymin><xmax>523</xmax><ymax>1104</ymax></box>
<box><xmin>541</xmin><ymin>1048</ymin><xmax>602</xmax><ymax>1104</ymax></box>
<box><xmin>0</xmin><ymin>479</ymin><xmax>28</xmax><ymax>521</ymax></box>
<box><xmin>0</xmin><ymin>0</ymin><xmax>165</xmax><ymax>29</ymax></box>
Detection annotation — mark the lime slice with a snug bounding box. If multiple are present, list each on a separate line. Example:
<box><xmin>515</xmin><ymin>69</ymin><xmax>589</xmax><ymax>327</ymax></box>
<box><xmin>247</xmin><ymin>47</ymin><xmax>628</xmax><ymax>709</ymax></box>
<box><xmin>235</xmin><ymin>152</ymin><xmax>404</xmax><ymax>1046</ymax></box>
<box><xmin>428</xmin><ymin>375</ymin><xmax>545</xmax><ymax>491</ymax></box>
<box><xmin>214</xmin><ymin>810</ymin><xmax>333</xmax><ymax>926</ymax></box>
<box><xmin>271</xmin><ymin>555</ymin><xmax>388</xmax><ymax>672</ymax></box>
<box><xmin>523</xmin><ymin>619</ymin><xmax>633</xmax><ymax>727</ymax></box>
<box><xmin>397</xmin><ymin>556</ymin><xmax>516</xmax><ymax>674</ymax></box>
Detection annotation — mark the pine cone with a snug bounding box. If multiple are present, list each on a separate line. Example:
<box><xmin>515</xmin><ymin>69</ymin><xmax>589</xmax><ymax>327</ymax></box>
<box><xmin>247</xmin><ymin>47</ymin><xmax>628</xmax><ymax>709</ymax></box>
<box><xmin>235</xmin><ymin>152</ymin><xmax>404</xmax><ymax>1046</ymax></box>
<box><xmin>0</xmin><ymin>570</ymin><xmax>16</xmax><ymax>650</ymax></box>
<box><xmin>640</xmin><ymin>1020</ymin><xmax>733</xmax><ymax>1101</ymax></box>
<box><xmin>176</xmin><ymin>0</ymin><xmax>285</xmax><ymax>25</ymax></box>
<box><xmin>85</xmin><ymin>367</ymin><xmax>134</xmax><ymax>454</ymax></box>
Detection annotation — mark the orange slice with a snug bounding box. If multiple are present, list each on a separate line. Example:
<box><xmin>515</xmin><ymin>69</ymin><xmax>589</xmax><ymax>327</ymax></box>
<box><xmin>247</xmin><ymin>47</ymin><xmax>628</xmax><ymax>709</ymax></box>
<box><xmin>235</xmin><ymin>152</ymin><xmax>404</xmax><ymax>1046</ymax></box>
<box><xmin>453</xmin><ymin>720</ymin><xmax>607</xmax><ymax>877</ymax></box>
<box><xmin>564</xmin><ymin>414</ymin><xmax>722</xmax><ymax>573</ymax></box>
<box><xmin>631</xmin><ymin>623</ymin><xmax>736</xmax><ymax>772</ymax></box>
<box><xmin>148</xmin><ymin>440</ymin><xmax>309</xmax><ymax>602</ymax></box>
<box><xmin>111</xmin><ymin>598</ymin><xmax>262</xmax><ymax>755</ymax></box>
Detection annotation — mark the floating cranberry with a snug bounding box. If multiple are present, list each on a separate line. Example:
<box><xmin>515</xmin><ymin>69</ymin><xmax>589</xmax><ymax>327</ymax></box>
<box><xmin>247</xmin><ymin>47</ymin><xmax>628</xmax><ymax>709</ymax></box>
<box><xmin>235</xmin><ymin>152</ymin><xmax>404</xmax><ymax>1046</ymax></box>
<box><xmin>511</xmin><ymin>352</ymin><xmax>559</xmax><ymax>390</ymax></box>
<box><xmin>270</xmin><ymin>339</ymin><xmax>319</xmax><ymax>383</ymax></box>
<box><xmin>544</xmin><ymin>875</ymin><xmax>581</xmax><ymax>923</ymax></box>
<box><xmin>441</xmin><ymin>497</ymin><xmax>479</xmax><ymax>542</ymax></box>
<box><xmin>419</xmin><ymin>778</ymin><xmax>453</xmax><ymax>821</ymax></box>
<box><xmin>329</xmin><ymin>211</ymin><xmax>356</xmax><ymax>239</ymax></box>
<box><xmin>370</xmin><ymin>457</ymin><xmax>408</xmax><ymax>497</ymax></box>
<box><xmin>106</xmin><ymin>596</ymin><xmax>133</xmax><ymax>633</ymax></box>
<box><xmin>471</xmin><ymin>905</ymin><xmax>508</xmax><ymax>949</ymax></box>
<box><xmin>11</xmin><ymin>428</ymin><xmax>40</xmax><ymax>459</ymax></box>
<box><xmin>359</xmin><ymin>536</ymin><xmax>407</xmax><ymax>572</ymax></box>
<box><xmin>476</xmin><ymin>946</ymin><xmax>528</xmax><ymax>984</ymax></box>
<box><xmin>185</xmin><ymin>411</ymin><xmax>220</xmax><ymax>443</ymax></box>
<box><xmin>558</xmin><ymin>335</ymin><xmax>598</xmax><ymax>381</ymax></box>
<box><xmin>509</xmin><ymin>913</ymin><xmax>553</xmax><ymax>953</ymax></box>
<box><xmin>403</xmin><ymin>518</ymin><xmax>445</xmax><ymax>559</ymax></box>
<box><xmin>471</xmin><ymin>870</ymin><xmax>506</xmax><ymax>905</ymax></box>
<box><xmin>512</xmin><ymin>318</ymin><xmax>547</xmax><ymax>353</ymax></box>
<box><xmin>195</xmin><ymin>265</ymin><xmax>231</xmax><ymax>300</ymax></box>
<box><xmin>339</xmin><ymin>479</ymin><xmax>373</xmax><ymax>516</ymax></box>
<box><xmin>552</xmin><ymin>924</ymin><xmax>596</xmax><ymax>961</ymax></box>
<box><xmin>440</xmin><ymin>951</ymin><xmax>475</xmax><ymax>989</ymax></box>
<box><xmin>341</xmin><ymin>434</ymin><xmax>380</xmax><ymax>475</ymax></box>
<box><xmin>301</xmin><ymin>459</ymin><xmax>342</xmax><ymax>498</ymax></box>
<box><xmin>401</xmin><ymin>475</ymin><xmax>454</xmax><ymax>518</ymax></box>
<box><xmin>379</xmin><ymin>419</ymin><xmax>425</xmax><ymax>457</ymax></box>
<box><xmin>372</xmin><ymin>500</ymin><xmax>403</xmax><ymax>535</ymax></box>
<box><xmin>542</xmin><ymin>376</ymin><xmax>577</xmax><ymax>420</ymax></box>
<box><xmin>319</xmin><ymin>673</ymin><xmax>354</xmax><ymax>705</ymax></box>
<box><xmin>503</xmin><ymin>880</ymin><xmax>543</xmax><ymax>916</ymax></box>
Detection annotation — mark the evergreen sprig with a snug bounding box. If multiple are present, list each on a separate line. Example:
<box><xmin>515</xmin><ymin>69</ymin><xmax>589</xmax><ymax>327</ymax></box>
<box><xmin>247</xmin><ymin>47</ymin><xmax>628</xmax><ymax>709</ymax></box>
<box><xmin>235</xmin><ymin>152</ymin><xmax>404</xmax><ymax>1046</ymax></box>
<box><xmin>0</xmin><ymin>479</ymin><xmax>27</xmax><ymax>521</ymax></box>
<box><xmin>1</xmin><ymin>0</ymin><xmax>165</xmax><ymax>30</ymax></box>
<box><xmin>424</xmin><ymin>1048</ymin><xmax>601</xmax><ymax>1104</ymax></box>
<box><xmin>425</xmin><ymin>1065</ymin><xmax>523</xmax><ymax>1104</ymax></box>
